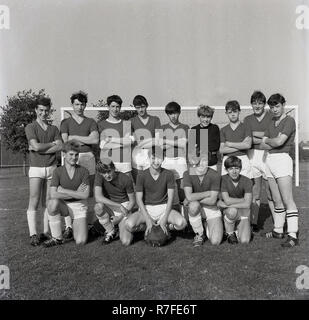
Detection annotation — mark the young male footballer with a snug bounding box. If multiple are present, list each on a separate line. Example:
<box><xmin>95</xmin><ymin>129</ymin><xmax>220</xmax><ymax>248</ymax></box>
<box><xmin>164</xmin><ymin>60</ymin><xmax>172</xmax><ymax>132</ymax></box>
<box><xmin>93</xmin><ymin>158</ymin><xmax>135</xmax><ymax>245</ymax></box>
<box><xmin>98</xmin><ymin>95</ymin><xmax>133</xmax><ymax>176</ymax></box>
<box><xmin>260</xmin><ymin>93</ymin><xmax>299</xmax><ymax>247</ymax></box>
<box><xmin>43</xmin><ymin>141</ymin><xmax>90</xmax><ymax>247</ymax></box>
<box><xmin>189</xmin><ymin>105</ymin><xmax>220</xmax><ymax>171</ymax></box>
<box><xmin>124</xmin><ymin>146</ymin><xmax>187</xmax><ymax>244</ymax></box>
<box><xmin>218</xmin><ymin>156</ymin><xmax>253</xmax><ymax>244</ymax></box>
<box><xmin>219</xmin><ymin>100</ymin><xmax>252</xmax><ymax>178</ymax></box>
<box><xmin>60</xmin><ymin>91</ymin><xmax>99</xmax><ymax>239</ymax></box>
<box><xmin>183</xmin><ymin>155</ymin><xmax>223</xmax><ymax>247</ymax></box>
<box><xmin>243</xmin><ymin>91</ymin><xmax>275</xmax><ymax>232</ymax></box>
<box><xmin>161</xmin><ymin>101</ymin><xmax>189</xmax><ymax>210</ymax></box>
<box><xmin>131</xmin><ymin>95</ymin><xmax>161</xmax><ymax>182</ymax></box>
<box><xmin>25</xmin><ymin>97</ymin><xmax>63</xmax><ymax>246</ymax></box>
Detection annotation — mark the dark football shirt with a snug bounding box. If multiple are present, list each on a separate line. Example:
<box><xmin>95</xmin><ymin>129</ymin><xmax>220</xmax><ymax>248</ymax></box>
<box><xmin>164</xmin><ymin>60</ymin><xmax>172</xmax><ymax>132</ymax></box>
<box><xmin>243</xmin><ymin>112</ymin><xmax>272</xmax><ymax>150</ymax></box>
<box><xmin>94</xmin><ymin>171</ymin><xmax>134</xmax><ymax>203</ymax></box>
<box><xmin>220</xmin><ymin>122</ymin><xmax>252</xmax><ymax>156</ymax></box>
<box><xmin>135</xmin><ymin>168</ymin><xmax>175</xmax><ymax>205</ymax></box>
<box><xmin>60</xmin><ymin>117</ymin><xmax>98</xmax><ymax>153</ymax></box>
<box><xmin>161</xmin><ymin>123</ymin><xmax>189</xmax><ymax>158</ymax></box>
<box><xmin>183</xmin><ymin>168</ymin><xmax>221</xmax><ymax>192</ymax></box>
<box><xmin>189</xmin><ymin>123</ymin><xmax>220</xmax><ymax>165</ymax></box>
<box><xmin>221</xmin><ymin>174</ymin><xmax>253</xmax><ymax>198</ymax></box>
<box><xmin>25</xmin><ymin>121</ymin><xmax>61</xmax><ymax>167</ymax></box>
<box><xmin>51</xmin><ymin>165</ymin><xmax>90</xmax><ymax>201</ymax></box>
<box><xmin>264</xmin><ymin>116</ymin><xmax>295</xmax><ymax>154</ymax></box>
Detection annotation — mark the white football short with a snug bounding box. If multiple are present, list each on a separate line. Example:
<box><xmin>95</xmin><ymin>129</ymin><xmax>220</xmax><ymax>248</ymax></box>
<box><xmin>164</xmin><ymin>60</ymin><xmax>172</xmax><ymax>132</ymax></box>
<box><xmin>161</xmin><ymin>157</ymin><xmax>187</xmax><ymax>180</ymax></box>
<box><xmin>221</xmin><ymin>155</ymin><xmax>252</xmax><ymax>179</ymax></box>
<box><xmin>201</xmin><ymin>205</ymin><xmax>222</xmax><ymax>221</ymax></box>
<box><xmin>265</xmin><ymin>153</ymin><xmax>293</xmax><ymax>179</ymax></box>
<box><xmin>247</xmin><ymin>149</ymin><xmax>267</xmax><ymax>179</ymax></box>
<box><xmin>66</xmin><ymin>200</ymin><xmax>88</xmax><ymax>220</ymax></box>
<box><xmin>78</xmin><ymin>152</ymin><xmax>96</xmax><ymax>175</ymax></box>
<box><xmin>28</xmin><ymin>165</ymin><xmax>57</xmax><ymax>180</ymax></box>
<box><xmin>145</xmin><ymin>203</ymin><xmax>167</xmax><ymax>223</ymax></box>
<box><xmin>132</xmin><ymin>147</ymin><xmax>151</xmax><ymax>170</ymax></box>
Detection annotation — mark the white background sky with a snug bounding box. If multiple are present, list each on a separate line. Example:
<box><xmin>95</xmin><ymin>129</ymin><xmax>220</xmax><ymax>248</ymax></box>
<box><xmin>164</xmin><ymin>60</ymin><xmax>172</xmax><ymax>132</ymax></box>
<box><xmin>0</xmin><ymin>0</ymin><xmax>308</xmax><ymax>139</ymax></box>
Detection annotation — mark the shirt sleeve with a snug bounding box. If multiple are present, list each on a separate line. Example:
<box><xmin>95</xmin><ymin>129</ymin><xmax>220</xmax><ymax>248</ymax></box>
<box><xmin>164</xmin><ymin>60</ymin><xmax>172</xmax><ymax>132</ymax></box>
<box><xmin>94</xmin><ymin>173</ymin><xmax>103</xmax><ymax>187</ymax></box>
<box><xmin>220</xmin><ymin>127</ymin><xmax>226</xmax><ymax>143</ymax></box>
<box><xmin>125</xmin><ymin>176</ymin><xmax>134</xmax><ymax>194</ymax></box>
<box><xmin>81</xmin><ymin>168</ymin><xmax>90</xmax><ymax>186</ymax></box>
<box><xmin>53</xmin><ymin>126</ymin><xmax>62</xmax><ymax>141</ymax></box>
<box><xmin>50</xmin><ymin>169</ymin><xmax>60</xmax><ymax>187</ymax></box>
<box><xmin>154</xmin><ymin>116</ymin><xmax>161</xmax><ymax>129</ymax></box>
<box><xmin>244</xmin><ymin>177</ymin><xmax>253</xmax><ymax>193</ymax></box>
<box><xmin>244</xmin><ymin>122</ymin><xmax>252</xmax><ymax>137</ymax></box>
<box><xmin>166</xmin><ymin>171</ymin><xmax>175</xmax><ymax>189</ymax></box>
<box><xmin>264</xmin><ymin>126</ymin><xmax>270</xmax><ymax>138</ymax></box>
<box><xmin>212</xmin><ymin>125</ymin><xmax>221</xmax><ymax>151</ymax></box>
<box><xmin>182</xmin><ymin>171</ymin><xmax>192</xmax><ymax>188</ymax></box>
<box><xmin>60</xmin><ymin>119</ymin><xmax>69</xmax><ymax>134</ymax></box>
<box><xmin>135</xmin><ymin>172</ymin><xmax>144</xmax><ymax>193</ymax></box>
<box><xmin>90</xmin><ymin>119</ymin><xmax>99</xmax><ymax>132</ymax></box>
<box><xmin>25</xmin><ymin>124</ymin><xmax>37</xmax><ymax>141</ymax></box>
<box><xmin>281</xmin><ymin>117</ymin><xmax>295</xmax><ymax>138</ymax></box>
<box><xmin>220</xmin><ymin>176</ymin><xmax>228</xmax><ymax>193</ymax></box>
<box><xmin>210</xmin><ymin>172</ymin><xmax>221</xmax><ymax>192</ymax></box>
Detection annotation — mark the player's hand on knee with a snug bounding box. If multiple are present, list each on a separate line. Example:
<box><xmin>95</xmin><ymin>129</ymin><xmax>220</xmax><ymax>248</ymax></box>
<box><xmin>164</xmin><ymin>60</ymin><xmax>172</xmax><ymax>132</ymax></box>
<box><xmin>77</xmin><ymin>183</ymin><xmax>88</xmax><ymax>192</ymax></box>
<box><xmin>159</xmin><ymin>217</ymin><xmax>168</xmax><ymax>235</ymax></box>
<box><xmin>145</xmin><ymin>218</ymin><xmax>154</xmax><ymax>236</ymax></box>
<box><xmin>217</xmin><ymin>200</ymin><xmax>227</xmax><ymax>209</ymax></box>
<box><xmin>119</xmin><ymin>205</ymin><xmax>129</xmax><ymax>217</ymax></box>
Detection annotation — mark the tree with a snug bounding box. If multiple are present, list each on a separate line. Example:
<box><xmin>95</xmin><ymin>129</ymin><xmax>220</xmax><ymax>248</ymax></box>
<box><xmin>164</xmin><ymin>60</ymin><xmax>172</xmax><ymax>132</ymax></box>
<box><xmin>0</xmin><ymin>89</ymin><xmax>53</xmax><ymax>175</ymax></box>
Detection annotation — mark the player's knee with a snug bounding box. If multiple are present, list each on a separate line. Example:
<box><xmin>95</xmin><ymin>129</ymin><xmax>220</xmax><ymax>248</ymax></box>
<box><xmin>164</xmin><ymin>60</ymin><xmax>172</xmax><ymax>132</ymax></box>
<box><xmin>94</xmin><ymin>203</ymin><xmax>104</xmax><ymax>217</ymax></box>
<box><xmin>125</xmin><ymin>219</ymin><xmax>135</xmax><ymax>233</ymax></box>
<box><xmin>47</xmin><ymin>199</ymin><xmax>59</xmax><ymax>215</ymax></box>
<box><xmin>239</xmin><ymin>236</ymin><xmax>250</xmax><ymax>244</ymax></box>
<box><xmin>210</xmin><ymin>236</ymin><xmax>222</xmax><ymax>246</ymax></box>
<box><xmin>225</xmin><ymin>207</ymin><xmax>238</xmax><ymax>220</ymax></box>
<box><xmin>175</xmin><ymin>217</ymin><xmax>187</xmax><ymax>230</ymax></box>
<box><xmin>75</xmin><ymin>235</ymin><xmax>87</xmax><ymax>245</ymax></box>
<box><xmin>188</xmin><ymin>201</ymin><xmax>200</xmax><ymax>217</ymax></box>
<box><xmin>121</xmin><ymin>237</ymin><xmax>132</xmax><ymax>246</ymax></box>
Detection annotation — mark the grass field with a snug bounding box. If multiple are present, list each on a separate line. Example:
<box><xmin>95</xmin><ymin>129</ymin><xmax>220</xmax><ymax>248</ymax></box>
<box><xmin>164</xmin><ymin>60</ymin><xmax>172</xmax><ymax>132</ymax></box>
<box><xmin>1</xmin><ymin>163</ymin><xmax>309</xmax><ymax>300</ymax></box>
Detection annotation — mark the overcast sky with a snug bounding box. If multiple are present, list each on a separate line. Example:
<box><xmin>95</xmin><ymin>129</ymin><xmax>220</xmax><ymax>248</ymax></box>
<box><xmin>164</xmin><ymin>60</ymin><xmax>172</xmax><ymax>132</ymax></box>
<box><xmin>0</xmin><ymin>0</ymin><xmax>308</xmax><ymax>139</ymax></box>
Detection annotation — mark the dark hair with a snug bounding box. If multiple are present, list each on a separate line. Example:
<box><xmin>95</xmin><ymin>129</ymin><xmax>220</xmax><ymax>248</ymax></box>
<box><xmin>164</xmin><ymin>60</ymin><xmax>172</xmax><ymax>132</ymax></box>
<box><xmin>96</xmin><ymin>159</ymin><xmax>116</xmax><ymax>174</ymax></box>
<box><xmin>133</xmin><ymin>95</ymin><xmax>148</xmax><ymax>107</ymax></box>
<box><xmin>165</xmin><ymin>101</ymin><xmax>181</xmax><ymax>115</ymax></box>
<box><xmin>36</xmin><ymin>97</ymin><xmax>51</xmax><ymax>109</ymax></box>
<box><xmin>62</xmin><ymin>140</ymin><xmax>80</xmax><ymax>153</ymax></box>
<box><xmin>250</xmin><ymin>91</ymin><xmax>266</xmax><ymax>104</ymax></box>
<box><xmin>225</xmin><ymin>100</ymin><xmax>240</xmax><ymax>112</ymax></box>
<box><xmin>148</xmin><ymin>145</ymin><xmax>164</xmax><ymax>159</ymax></box>
<box><xmin>70</xmin><ymin>91</ymin><xmax>88</xmax><ymax>104</ymax></box>
<box><xmin>267</xmin><ymin>94</ymin><xmax>286</xmax><ymax>106</ymax></box>
<box><xmin>197</xmin><ymin>105</ymin><xmax>214</xmax><ymax>117</ymax></box>
<box><xmin>107</xmin><ymin>95</ymin><xmax>122</xmax><ymax>107</ymax></box>
<box><xmin>224</xmin><ymin>156</ymin><xmax>242</xmax><ymax>170</ymax></box>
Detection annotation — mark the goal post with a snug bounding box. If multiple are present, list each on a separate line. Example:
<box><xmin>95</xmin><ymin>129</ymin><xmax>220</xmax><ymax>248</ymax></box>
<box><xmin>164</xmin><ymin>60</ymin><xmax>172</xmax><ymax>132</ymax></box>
<box><xmin>60</xmin><ymin>105</ymin><xmax>299</xmax><ymax>187</ymax></box>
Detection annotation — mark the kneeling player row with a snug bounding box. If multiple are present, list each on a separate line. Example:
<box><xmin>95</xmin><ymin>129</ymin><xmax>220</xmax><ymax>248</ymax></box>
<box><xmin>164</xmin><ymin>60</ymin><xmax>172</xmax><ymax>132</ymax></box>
<box><xmin>41</xmin><ymin>142</ymin><xmax>295</xmax><ymax>248</ymax></box>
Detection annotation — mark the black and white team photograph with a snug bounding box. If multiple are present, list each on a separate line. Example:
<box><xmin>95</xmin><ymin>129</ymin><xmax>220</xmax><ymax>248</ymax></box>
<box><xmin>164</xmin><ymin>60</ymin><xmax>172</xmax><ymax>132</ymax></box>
<box><xmin>0</xmin><ymin>0</ymin><xmax>309</xmax><ymax>303</ymax></box>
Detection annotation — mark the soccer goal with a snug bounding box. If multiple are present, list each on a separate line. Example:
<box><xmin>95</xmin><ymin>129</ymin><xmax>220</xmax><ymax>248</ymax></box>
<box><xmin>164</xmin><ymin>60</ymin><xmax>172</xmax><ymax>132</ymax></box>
<box><xmin>60</xmin><ymin>105</ymin><xmax>300</xmax><ymax>186</ymax></box>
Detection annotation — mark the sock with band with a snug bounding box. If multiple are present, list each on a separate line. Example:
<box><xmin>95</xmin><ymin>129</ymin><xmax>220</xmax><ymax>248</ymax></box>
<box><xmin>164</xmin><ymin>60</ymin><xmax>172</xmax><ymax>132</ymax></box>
<box><xmin>286</xmin><ymin>210</ymin><xmax>299</xmax><ymax>239</ymax></box>
<box><xmin>188</xmin><ymin>214</ymin><xmax>204</xmax><ymax>235</ymax></box>
<box><xmin>49</xmin><ymin>214</ymin><xmax>63</xmax><ymax>240</ymax></box>
<box><xmin>273</xmin><ymin>207</ymin><xmax>286</xmax><ymax>234</ymax></box>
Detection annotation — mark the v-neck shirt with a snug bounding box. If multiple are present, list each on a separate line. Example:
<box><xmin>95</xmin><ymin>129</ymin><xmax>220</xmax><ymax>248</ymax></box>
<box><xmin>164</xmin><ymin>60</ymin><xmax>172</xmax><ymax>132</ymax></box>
<box><xmin>60</xmin><ymin>116</ymin><xmax>98</xmax><ymax>153</ymax></box>
<box><xmin>161</xmin><ymin>123</ymin><xmax>189</xmax><ymax>158</ymax></box>
<box><xmin>264</xmin><ymin>116</ymin><xmax>295</xmax><ymax>154</ymax></box>
<box><xmin>220</xmin><ymin>122</ymin><xmax>252</xmax><ymax>156</ymax></box>
<box><xmin>221</xmin><ymin>174</ymin><xmax>252</xmax><ymax>198</ymax></box>
<box><xmin>25</xmin><ymin>121</ymin><xmax>61</xmax><ymax>167</ymax></box>
<box><xmin>243</xmin><ymin>112</ymin><xmax>273</xmax><ymax>150</ymax></box>
<box><xmin>183</xmin><ymin>168</ymin><xmax>220</xmax><ymax>192</ymax></box>
<box><xmin>51</xmin><ymin>165</ymin><xmax>89</xmax><ymax>202</ymax></box>
<box><xmin>135</xmin><ymin>168</ymin><xmax>175</xmax><ymax>205</ymax></box>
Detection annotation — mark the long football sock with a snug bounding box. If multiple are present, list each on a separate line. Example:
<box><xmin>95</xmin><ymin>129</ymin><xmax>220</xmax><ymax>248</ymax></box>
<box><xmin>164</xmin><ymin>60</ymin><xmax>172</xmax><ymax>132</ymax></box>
<box><xmin>98</xmin><ymin>213</ymin><xmax>114</xmax><ymax>234</ymax></box>
<box><xmin>42</xmin><ymin>207</ymin><xmax>50</xmax><ymax>234</ymax></box>
<box><xmin>188</xmin><ymin>214</ymin><xmax>204</xmax><ymax>235</ymax></box>
<box><xmin>224</xmin><ymin>215</ymin><xmax>235</xmax><ymax>235</ymax></box>
<box><xmin>64</xmin><ymin>215</ymin><xmax>72</xmax><ymax>229</ymax></box>
<box><xmin>286</xmin><ymin>210</ymin><xmax>299</xmax><ymax>239</ymax></box>
<box><xmin>273</xmin><ymin>207</ymin><xmax>286</xmax><ymax>234</ymax></box>
<box><xmin>27</xmin><ymin>210</ymin><xmax>37</xmax><ymax>236</ymax></box>
<box><xmin>49</xmin><ymin>214</ymin><xmax>63</xmax><ymax>240</ymax></box>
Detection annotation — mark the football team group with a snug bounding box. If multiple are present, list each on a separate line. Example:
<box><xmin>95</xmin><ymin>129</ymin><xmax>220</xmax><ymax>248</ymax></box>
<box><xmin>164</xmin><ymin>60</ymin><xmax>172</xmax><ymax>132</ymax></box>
<box><xmin>24</xmin><ymin>90</ymin><xmax>299</xmax><ymax>250</ymax></box>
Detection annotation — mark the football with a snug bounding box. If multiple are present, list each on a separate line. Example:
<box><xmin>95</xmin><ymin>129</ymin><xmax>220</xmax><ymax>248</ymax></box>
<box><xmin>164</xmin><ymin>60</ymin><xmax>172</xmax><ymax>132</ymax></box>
<box><xmin>144</xmin><ymin>225</ymin><xmax>169</xmax><ymax>247</ymax></box>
